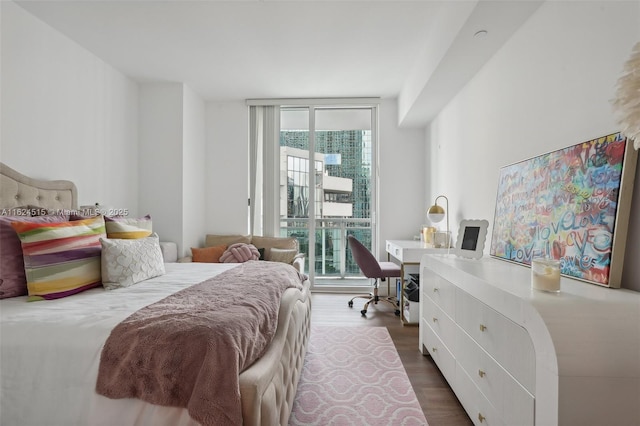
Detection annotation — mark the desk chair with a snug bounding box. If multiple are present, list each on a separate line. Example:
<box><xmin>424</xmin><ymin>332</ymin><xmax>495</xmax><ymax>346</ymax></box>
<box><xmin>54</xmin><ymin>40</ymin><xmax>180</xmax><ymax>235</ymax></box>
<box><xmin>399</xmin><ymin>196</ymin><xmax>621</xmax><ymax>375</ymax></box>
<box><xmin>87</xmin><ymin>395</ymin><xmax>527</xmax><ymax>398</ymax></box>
<box><xmin>347</xmin><ymin>235</ymin><xmax>401</xmax><ymax>317</ymax></box>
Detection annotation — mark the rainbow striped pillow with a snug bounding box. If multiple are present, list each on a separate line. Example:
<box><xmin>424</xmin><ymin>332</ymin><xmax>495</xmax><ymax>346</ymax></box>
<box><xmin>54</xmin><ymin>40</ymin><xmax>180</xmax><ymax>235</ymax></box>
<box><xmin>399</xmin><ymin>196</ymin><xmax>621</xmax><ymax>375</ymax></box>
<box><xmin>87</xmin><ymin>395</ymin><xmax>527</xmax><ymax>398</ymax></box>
<box><xmin>11</xmin><ymin>216</ymin><xmax>106</xmax><ymax>301</ymax></box>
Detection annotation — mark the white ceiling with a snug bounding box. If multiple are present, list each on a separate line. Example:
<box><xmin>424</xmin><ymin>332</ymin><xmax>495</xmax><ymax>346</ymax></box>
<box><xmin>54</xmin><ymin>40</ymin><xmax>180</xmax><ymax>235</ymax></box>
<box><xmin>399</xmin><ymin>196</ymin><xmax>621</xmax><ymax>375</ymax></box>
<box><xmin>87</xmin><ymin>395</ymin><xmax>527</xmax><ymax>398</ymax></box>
<box><xmin>14</xmin><ymin>0</ymin><xmax>543</xmax><ymax>127</ymax></box>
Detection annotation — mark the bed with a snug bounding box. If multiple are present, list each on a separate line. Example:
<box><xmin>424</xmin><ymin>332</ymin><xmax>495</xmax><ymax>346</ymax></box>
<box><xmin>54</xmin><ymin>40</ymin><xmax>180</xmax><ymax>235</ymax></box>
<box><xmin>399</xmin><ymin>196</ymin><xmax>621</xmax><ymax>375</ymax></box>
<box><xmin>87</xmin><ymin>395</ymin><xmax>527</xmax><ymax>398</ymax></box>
<box><xmin>0</xmin><ymin>162</ymin><xmax>312</xmax><ymax>426</ymax></box>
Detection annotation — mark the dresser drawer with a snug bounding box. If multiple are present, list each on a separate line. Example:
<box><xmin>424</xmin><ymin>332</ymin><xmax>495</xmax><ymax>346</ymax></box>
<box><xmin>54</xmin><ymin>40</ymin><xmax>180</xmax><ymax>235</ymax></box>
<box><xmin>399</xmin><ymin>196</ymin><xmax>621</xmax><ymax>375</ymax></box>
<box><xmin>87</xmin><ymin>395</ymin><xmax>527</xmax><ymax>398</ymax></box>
<box><xmin>456</xmin><ymin>327</ymin><xmax>505</xmax><ymax>414</ymax></box>
<box><xmin>456</xmin><ymin>326</ymin><xmax>534</xmax><ymax>426</ymax></box>
<box><xmin>455</xmin><ymin>362</ymin><xmax>504</xmax><ymax>426</ymax></box>
<box><xmin>422</xmin><ymin>271</ymin><xmax>455</xmax><ymax>317</ymax></box>
<box><xmin>423</xmin><ymin>295</ymin><xmax>456</xmax><ymax>351</ymax></box>
<box><xmin>422</xmin><ymin>320</ymin><xmax>456</xmax><ymax>385</ymax></box>
<box><xmin>502</xmin><ymin>370</ymin><xmax>535</xmax><ymax>426</ymax></box>
<box><xmin>455</xmin><ymin>289</ymin><xmax>535</xmax><ymax>393</ymax></box>
<box><xmin>499</xmin><ymin>320</ymin><xmax>535</xmax><ymax>394</ymax></box>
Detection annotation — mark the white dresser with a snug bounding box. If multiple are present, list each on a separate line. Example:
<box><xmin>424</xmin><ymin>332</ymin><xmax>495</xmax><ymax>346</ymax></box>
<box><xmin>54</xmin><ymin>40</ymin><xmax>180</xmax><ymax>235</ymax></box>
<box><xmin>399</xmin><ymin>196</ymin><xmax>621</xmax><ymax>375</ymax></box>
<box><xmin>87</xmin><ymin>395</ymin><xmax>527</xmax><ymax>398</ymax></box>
<box><xmin>419</xmin><ymin>254</ymin><xmax>640</xmax><ymax>426</ymax></box>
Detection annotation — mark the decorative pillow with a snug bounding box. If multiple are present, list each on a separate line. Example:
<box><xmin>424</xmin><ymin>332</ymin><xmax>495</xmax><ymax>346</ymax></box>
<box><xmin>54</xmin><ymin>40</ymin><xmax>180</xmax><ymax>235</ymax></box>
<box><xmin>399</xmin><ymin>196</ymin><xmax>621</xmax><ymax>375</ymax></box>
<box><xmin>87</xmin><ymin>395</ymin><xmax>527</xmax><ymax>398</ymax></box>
<box><xmin>101</xmin><ymin>233</ymin><xmax>165</xmax><ymax>290</ymax></box>
<box><xmin>0</xmin><ymin>215</ymin><xmax>70</xmax><ymax>299</ymax></box>
<box><xmin>11</xmin><ymin>216</ymin><xmax>105</xmax><ymax>301</ymax></box>
<box><xmin>105</xmin><ymin>215</ymin><xmax>152</xmax><ymax>239</ymax></box>
<box><xmin>268</xmin><ymin>248</ymin><xmax>298</xmax><ymax>265</ymax></box>
<box><xmin>251</xmin><ymin>236</ymin><xmax>298</xmax><ymax>260</ymax></box>
<box><xmin>192</xmin><ymin>245</ymin><xmax>227</xmax><ymax>263</ymax></box>
<box><xmin>219</xmin><ymin>243</ymin><xmax>260</xmax><ymax>263</ymax></box>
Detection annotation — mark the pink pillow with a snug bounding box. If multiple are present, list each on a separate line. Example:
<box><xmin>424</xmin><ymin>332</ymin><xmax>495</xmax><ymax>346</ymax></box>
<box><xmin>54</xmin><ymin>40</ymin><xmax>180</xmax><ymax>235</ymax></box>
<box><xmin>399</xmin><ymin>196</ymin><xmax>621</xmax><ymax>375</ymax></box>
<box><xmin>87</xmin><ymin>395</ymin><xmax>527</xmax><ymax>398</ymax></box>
<box><xmin>0</xmin><ymin>215</ymin><xmax>69</xmax><ymax>298</ymax></box>
<box><xmin>219</xmin><ymin>243</ymin><xmax>260</xmax><ymax>263</ymax></box>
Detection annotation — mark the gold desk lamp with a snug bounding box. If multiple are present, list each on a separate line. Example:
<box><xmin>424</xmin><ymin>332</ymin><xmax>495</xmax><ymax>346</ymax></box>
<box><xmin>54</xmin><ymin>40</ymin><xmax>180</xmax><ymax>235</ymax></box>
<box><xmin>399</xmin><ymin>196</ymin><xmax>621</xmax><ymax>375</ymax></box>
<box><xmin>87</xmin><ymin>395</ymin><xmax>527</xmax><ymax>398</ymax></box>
<box><xmin>427</xmin><ymin>195</ymin><xmax>450</xmax><ymax>248</ymax></box>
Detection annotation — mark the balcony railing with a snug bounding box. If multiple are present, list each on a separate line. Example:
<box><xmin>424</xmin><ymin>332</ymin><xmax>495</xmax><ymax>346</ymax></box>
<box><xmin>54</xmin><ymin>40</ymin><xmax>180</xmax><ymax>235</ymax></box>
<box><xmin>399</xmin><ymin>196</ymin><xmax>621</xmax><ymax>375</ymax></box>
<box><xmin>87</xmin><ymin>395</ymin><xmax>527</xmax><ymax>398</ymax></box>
<box><xmin>279</xmin><ymin>217</ymin><xmax>372</xmax><ymax>283</ymax></box>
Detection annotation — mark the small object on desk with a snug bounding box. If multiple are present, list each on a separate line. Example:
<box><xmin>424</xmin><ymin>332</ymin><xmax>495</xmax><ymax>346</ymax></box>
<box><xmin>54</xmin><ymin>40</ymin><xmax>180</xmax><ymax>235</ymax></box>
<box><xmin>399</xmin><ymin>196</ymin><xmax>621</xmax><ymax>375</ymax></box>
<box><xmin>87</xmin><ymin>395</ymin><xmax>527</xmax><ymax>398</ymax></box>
<box><xmin>454</xmin><ymin>219</ymin><xmax>489</xmax><ymax>259</ymax></box>
<box><xmin>423</xmin><ymin>226</ymin><xmax>436</xmax><ymax>246</ymax></box>
<box><xmin>531</xmin><ymin>257</ymin><xmax>561</xmax><ymax>292</ymax></box>
<box><xmin>433</xmin><ymin>231</ymin><xmax>451</xmax><ymax>248</ymax></box>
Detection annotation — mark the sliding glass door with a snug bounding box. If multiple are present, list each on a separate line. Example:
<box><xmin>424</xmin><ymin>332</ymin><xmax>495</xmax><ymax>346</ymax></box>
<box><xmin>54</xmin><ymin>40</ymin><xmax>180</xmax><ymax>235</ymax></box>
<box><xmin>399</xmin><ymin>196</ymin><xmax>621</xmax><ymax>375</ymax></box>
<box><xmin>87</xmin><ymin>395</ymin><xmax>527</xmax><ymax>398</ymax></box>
<box><xmin>279</xmin><ymin>104</ymin><xmax>378</xmax><ymax>289</ymax></box>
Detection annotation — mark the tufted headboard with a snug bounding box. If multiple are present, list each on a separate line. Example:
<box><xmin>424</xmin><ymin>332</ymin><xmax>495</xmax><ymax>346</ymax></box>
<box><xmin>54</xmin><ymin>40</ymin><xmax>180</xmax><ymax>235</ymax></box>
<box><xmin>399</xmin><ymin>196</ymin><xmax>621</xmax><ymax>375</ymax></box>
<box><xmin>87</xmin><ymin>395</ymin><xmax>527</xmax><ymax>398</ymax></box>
<box><xmin>0</xmin><ymin>162</ymin><xmax>78</xmax><ymax>211</ymax></box>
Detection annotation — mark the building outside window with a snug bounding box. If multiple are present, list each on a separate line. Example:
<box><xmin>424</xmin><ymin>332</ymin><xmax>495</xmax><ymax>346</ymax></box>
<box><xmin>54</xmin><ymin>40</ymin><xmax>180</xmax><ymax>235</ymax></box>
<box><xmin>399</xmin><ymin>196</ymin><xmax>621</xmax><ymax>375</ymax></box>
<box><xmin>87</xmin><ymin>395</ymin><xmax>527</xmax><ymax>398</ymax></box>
<box><xmin>281</xmin><ymin>130</ymin><xmax>372</xmax><ymax>276</ymax></box>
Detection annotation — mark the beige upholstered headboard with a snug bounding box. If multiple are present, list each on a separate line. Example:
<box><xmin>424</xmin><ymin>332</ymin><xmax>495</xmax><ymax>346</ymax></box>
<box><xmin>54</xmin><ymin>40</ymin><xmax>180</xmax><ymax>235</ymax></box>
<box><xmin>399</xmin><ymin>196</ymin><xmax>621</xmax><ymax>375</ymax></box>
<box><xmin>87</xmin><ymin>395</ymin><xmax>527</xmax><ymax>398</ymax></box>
<box><xmin>0</xmin><ymin>162</ymin><xmax>77</xmax><ymax>211</ymax></box>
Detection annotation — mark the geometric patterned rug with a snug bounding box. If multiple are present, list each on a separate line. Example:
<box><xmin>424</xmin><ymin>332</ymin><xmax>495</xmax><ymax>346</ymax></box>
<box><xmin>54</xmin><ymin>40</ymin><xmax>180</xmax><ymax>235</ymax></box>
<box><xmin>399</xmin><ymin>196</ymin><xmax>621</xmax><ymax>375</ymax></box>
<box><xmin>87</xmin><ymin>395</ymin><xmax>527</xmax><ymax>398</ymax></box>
<box><xmin>289</xmin><ymin>326</ymin><xmax>429</xmax><ymax>425</ymax></box>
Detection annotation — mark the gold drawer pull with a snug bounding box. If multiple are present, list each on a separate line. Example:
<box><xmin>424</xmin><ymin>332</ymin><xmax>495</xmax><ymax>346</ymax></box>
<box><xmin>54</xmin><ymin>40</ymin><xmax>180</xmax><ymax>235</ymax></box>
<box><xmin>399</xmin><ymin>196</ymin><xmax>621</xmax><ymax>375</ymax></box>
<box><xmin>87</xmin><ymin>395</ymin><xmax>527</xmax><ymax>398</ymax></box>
<box><xmin>478</xmin><ymin>413</ymin><xmax>486</xmax><ymax>423</ymax></box>
<box><xmin>432</xmin><ymin>317</ymin><xmax>438</xmax><ymax>323</ymax></box>
<box><xmin>478</xmin><ymin>369</ymin><xmax>486</xmax><ymax>378</ymax></box>
<box><xmin>431</xmin><ymin>347</ymin><xmax>437</xmax><ymax>353</ymax></box>
<box><xmin>479</xmin><ymin>324</ymin><xmax>487</xmax><ymax>332</ymax></box>
<box><xmin>433</xmin><ymin>287</ymin><xmax>439</xmax><ymax>292</ymax></box>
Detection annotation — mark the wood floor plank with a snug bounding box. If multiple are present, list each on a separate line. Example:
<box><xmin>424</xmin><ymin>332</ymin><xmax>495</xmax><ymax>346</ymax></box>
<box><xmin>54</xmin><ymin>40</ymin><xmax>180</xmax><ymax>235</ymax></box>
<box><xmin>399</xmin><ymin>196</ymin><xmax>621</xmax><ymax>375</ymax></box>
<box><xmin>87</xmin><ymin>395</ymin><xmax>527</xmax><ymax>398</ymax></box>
<box><xmin>310</xmin><ymin>293</ymin><xmax>473</xmax><ymax>426</ymax></box>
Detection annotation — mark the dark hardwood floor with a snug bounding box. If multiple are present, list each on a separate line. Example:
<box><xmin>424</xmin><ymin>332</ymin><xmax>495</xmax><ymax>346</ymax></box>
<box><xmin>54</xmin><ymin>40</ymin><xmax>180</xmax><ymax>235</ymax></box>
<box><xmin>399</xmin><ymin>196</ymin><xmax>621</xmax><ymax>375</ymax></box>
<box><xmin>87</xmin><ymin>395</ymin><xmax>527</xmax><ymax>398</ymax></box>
<box><xmin>310</xmin><ymin>292</ymin><xmax>473</xmax><ymax>426</ymax></box>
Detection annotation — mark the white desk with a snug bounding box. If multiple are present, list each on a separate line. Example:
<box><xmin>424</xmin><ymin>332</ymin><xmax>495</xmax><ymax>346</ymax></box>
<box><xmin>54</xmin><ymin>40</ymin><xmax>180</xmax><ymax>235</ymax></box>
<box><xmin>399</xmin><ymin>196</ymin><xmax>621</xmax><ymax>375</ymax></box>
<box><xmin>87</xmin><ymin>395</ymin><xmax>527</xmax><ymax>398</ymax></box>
<box><xmin>385</xmin><ymin>240</ymin><xmax>450</xmax><ymax>324</ymax></box>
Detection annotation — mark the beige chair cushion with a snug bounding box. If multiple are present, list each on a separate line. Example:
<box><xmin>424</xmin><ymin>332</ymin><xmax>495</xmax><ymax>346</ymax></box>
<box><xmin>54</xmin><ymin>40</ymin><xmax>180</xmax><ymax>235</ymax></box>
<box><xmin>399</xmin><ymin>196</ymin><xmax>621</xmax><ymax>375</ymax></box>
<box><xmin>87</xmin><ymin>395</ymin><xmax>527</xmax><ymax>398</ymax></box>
<box><xmin>205</xmin><ymin>234</ymin><xmax>251</xmax><ymax>248</ymax></box>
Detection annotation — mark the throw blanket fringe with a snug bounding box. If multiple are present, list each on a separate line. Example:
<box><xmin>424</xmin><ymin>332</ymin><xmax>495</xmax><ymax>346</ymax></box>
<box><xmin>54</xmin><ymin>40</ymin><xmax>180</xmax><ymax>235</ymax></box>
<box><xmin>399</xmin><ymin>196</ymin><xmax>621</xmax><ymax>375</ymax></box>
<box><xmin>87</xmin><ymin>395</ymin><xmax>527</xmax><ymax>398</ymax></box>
<box><xmin>95</xmin><ymin>261</ymin><xmax>305</xmax><ymax>426</ymax></box>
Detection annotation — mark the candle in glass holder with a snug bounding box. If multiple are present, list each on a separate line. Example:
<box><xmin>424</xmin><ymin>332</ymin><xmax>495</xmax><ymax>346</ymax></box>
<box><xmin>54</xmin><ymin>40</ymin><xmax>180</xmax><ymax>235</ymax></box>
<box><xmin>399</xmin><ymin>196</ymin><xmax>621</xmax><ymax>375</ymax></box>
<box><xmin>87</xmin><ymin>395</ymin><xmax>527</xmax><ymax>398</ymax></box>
<box><xmin>531</xmin><ymin>258</ymin><xmax>561</xmax><ymax>292</ymax></box>
<box><xmin>423</xmin><ymin>227</ymin><xmax>436</xmax><ymax>246</ymax></box>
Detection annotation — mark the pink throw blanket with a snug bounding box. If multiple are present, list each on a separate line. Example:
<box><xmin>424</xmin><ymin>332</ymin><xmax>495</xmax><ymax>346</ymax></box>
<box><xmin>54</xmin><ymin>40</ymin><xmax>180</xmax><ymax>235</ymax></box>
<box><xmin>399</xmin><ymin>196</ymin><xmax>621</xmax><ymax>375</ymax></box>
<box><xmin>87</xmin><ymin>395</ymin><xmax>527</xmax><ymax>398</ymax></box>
<box><xmin>95</xmin><ymin>261</ymin><xmax>306</xmax><ymax>426</ymax></box>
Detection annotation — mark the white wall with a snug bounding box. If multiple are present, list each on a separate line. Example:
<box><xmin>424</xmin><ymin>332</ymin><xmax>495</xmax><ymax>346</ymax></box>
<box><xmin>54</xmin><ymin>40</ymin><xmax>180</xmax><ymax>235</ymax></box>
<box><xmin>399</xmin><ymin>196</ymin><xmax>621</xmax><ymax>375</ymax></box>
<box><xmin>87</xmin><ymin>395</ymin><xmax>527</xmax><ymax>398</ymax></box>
<box><xmin>183</xmin><ymin>85</ymin><xmax>207</xmax><ymax>252</ymax></box>
<box><xmin>0</xmin><ymin>1</ymin><xmax>139</xmax><ymax>212</ymax></box>
<box><xmin>204</xmin><ymin>101</ymin><xmax>250</xmax><ymax>234</ymax></box>
<box><xmin>139</xmin><ymin>82</ymin><xmax>207</xmax><ymax>257</ymax></box>
<box><xmin>138</xmin><ymin>83</ymin><xmax>184</xmax><ymax>251</ymax></box>
<box><xmin>378</xmin><ymin>98</ymin><xmax>425</xmax><ymax>258</ymax></box>
<box><xmin>427</xmin><ymin>1</ymin><xmax>640</xmax><ymax>291</ymax></box>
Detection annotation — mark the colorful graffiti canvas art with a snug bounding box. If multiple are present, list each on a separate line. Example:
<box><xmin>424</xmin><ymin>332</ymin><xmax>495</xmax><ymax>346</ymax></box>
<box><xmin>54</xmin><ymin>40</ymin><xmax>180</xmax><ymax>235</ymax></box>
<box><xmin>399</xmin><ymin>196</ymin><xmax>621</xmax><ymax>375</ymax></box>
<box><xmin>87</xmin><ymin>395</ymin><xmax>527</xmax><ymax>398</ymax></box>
<box><xmin>490</xmin><ymin>132</ymin><xmax>637</xmax><ymax>288</ymax></box>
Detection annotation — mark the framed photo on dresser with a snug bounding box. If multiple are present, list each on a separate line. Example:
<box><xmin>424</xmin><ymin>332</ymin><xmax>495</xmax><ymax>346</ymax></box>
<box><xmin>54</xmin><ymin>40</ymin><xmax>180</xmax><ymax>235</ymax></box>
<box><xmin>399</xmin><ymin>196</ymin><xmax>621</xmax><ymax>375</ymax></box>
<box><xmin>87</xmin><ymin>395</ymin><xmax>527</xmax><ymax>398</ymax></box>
<box><xmin>455</xmin><ymin>219</ymin><xmax>489</xmax><ymax>259</ymax></box>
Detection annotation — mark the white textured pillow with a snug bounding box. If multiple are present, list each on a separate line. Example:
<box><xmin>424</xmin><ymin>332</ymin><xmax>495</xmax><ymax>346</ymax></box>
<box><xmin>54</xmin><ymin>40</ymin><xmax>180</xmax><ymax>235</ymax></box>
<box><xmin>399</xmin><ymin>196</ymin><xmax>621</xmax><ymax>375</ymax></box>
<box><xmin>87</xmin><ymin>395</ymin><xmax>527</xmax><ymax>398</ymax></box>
<box><xmin>100</xmin><ymin>233</ymin><xmax>165</xmax><ymax>290</ymax></box>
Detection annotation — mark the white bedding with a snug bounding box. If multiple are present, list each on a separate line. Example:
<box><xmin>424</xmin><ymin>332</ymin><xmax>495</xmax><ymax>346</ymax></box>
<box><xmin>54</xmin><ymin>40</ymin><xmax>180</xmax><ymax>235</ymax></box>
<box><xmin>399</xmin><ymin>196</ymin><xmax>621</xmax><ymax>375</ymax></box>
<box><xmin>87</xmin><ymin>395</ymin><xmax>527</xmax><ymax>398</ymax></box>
<box><xmin>0</xmin><ymin>263</ymin><xmax>239</xmax><ymax>426</ymax></box>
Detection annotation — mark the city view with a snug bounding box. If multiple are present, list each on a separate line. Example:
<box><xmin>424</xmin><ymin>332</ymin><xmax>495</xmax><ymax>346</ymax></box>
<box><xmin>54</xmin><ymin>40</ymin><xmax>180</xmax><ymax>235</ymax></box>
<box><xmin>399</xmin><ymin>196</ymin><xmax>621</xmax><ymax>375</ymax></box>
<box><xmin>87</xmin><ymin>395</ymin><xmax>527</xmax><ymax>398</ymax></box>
<box><xmin>279</xmin><ymin>129</ymin><xmax>373</xmax><ymax>279</ymax></box>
